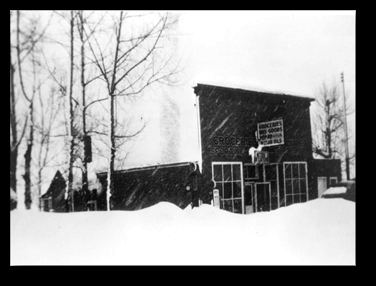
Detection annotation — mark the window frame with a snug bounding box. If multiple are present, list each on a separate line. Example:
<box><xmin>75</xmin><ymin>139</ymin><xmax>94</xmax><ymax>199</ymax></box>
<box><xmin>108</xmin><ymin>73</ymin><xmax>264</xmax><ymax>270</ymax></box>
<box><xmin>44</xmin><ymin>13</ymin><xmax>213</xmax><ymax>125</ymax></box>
<box><xmin>283</xmin><ymin>162</ymin><xmax>309</xmax><ymax>206</ymax></box>
<box><xmin>263</xmin><ymin>163</ymin><xmax>280</xmax><ymax>209</ymax></box>
<box><xmin>212</xmin><ymin>162</ymin><xmax>244</xmax><ymax>214</ymax></box>
<box><xmin>329</xmin><ymin>177</ymin><xmax>338</xmax><ymax>186</ymax></box>
<box><xmin>254</xmin><ymin>182</ymin><xmax>271</xmax><ymax>212</ymax></box>
<box><xmin>244</xmin><ymin>163</ymin><xmax>259</xmax><ymax>180</ymax></box>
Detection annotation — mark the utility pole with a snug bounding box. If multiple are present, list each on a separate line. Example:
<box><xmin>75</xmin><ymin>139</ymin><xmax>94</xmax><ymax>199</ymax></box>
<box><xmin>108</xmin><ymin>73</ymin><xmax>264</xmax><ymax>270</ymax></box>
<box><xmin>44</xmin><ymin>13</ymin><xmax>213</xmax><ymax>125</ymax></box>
<box><xmin>341</xmin><ymin>72</ymin><xmax>350</xmax><ymax>180</ymax></box>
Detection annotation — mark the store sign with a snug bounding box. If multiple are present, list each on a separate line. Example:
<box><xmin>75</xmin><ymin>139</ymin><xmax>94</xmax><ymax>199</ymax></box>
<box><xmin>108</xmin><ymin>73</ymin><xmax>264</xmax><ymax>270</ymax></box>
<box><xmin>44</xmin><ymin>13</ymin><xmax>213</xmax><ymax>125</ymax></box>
<box><xmin>210</xmin><ymin>136</ymin><xmax>252</xmax><ymax>155</ymax></box>
<box><xmin>257</xmin><ymin>119</ymin><xmax>284</xmax><ymax>146</ymax></box>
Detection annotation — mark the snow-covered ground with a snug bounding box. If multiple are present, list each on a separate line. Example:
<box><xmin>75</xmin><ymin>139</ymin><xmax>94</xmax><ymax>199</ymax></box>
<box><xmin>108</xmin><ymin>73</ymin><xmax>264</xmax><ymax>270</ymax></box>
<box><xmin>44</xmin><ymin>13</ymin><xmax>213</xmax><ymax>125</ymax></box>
<box><xmin>10</xmin><ymin>198</ymin><xmax>355</xmax><ymax>265</ymax></box>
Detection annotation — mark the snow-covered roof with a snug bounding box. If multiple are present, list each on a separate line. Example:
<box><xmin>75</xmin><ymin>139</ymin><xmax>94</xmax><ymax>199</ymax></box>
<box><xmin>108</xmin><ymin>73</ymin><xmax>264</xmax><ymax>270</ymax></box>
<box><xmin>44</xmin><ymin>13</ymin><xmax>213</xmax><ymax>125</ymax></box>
<box><xmin>323</xmin><ymin>187</ymin><xmax>347</xmax><ymax>195</ymax></box>
<box><xmin>194</xmin><ymin>82</ymin><xmax>315</xmax><ymax>102</ymax></box>
<box><xmin>97</xmin><ymin>161</ymin><xmax>198</xmax><ymax>176</ymax></box>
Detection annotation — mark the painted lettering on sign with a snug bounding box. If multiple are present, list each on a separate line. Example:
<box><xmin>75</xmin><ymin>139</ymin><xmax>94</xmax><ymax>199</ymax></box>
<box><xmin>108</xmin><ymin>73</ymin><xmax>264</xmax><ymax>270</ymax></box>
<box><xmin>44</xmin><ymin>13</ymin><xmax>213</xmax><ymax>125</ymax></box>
<box><xmin>213</xmin><ymin>136</ymin><xmax>252</xmax><ymax>146</ymax></box>
<box><xmin>210</xmin><ymin>136</ymin><xmax>253</xmax><ymax>155</ymax></box>
<box><xmin>257</xmin><ymin>119</ymin><xmax>284</xmax><ymax>146</ymax></box>
<box><xmin>210</xmin><ymin>147</ymin><xmax>247</xmax><ymax>155</ymax></box>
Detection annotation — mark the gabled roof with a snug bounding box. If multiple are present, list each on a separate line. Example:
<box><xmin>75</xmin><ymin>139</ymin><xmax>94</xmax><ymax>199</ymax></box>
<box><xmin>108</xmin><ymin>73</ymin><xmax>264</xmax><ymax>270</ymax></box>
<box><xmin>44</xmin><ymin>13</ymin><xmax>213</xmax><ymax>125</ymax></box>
<box><xmin>193</xmin><ymin>83</ymin><xmax>315</xmax><ymax>102</ymax></box>
<box><xmin>41</xmin><ymin>170</ymin><xmax>66</xmax><ymax>198</ymax></box>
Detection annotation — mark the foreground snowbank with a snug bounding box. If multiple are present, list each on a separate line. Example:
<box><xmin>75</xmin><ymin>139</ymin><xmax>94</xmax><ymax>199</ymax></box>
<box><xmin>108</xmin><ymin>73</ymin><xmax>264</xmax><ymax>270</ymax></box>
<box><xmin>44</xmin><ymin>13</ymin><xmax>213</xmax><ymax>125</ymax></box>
<box><xmin>11</xmin><ymin>199</ymin><xmax>355</xmax><ymax>265</ymax></box>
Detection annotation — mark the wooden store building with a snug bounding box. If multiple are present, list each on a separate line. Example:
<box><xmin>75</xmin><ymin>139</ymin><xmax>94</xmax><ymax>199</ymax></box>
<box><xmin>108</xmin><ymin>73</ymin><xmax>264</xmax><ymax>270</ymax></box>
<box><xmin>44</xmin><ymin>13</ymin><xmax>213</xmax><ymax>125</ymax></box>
<box><xmin>97</xmin><ymin>83</ymin><xmax>341</xmax><ymax>213</ymax></box>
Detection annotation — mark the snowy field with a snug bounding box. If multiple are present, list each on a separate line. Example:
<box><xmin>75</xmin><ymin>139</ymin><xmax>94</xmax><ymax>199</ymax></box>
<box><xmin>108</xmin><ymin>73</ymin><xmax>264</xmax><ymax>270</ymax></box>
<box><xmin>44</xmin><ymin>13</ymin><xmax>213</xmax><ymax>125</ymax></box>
<box><xmin>10</xmin><ymin>198</ymin><xmax>355</xmax><ymax>265</ymax></box>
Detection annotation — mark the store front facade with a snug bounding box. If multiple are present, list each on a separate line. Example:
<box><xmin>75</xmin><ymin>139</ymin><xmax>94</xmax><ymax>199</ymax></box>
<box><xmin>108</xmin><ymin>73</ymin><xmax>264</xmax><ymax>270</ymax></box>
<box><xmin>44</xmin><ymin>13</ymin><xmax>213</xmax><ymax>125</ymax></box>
<box><xmin>194</xmin><ymin>83</ymin><xmax>341</xmax><ymax>214</ymax></box>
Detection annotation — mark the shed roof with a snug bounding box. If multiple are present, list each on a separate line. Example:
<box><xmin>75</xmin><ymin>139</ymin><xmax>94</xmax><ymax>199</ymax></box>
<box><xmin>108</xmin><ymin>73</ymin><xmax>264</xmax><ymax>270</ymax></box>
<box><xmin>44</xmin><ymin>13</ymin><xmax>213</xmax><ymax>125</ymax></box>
<box><xmin>96</xmin><ymin>161</ymin><xmax>198</xmax><ymax>177</ymax></box>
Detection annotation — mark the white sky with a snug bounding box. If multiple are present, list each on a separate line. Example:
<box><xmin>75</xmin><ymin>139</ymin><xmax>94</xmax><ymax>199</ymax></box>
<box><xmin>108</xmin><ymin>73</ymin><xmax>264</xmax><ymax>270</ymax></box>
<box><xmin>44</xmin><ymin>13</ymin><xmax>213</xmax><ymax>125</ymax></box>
<box><xmin>177</xmin><ymin>10</ymin><xmax>355</xmax><ymax>104</ymax></box>
<box><xmin>173</xmin><ymin>10</ymin><xmax>356</xmax><ymax>163</ymax></box>
<box><xmin>13</xmin><ymin>11</ymin><xmax>356</xmax><ymax>203</ymax></box>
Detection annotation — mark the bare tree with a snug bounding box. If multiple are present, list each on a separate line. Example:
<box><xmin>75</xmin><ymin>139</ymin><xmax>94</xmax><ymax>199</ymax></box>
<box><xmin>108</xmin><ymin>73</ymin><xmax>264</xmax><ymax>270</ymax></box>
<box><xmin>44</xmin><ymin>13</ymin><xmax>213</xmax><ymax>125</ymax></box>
<box><xmin>76</xmin><ymin>10</ymin><xmax>109</xmax><ymax>195</ymax></box>
<box><xmin>34</xmin><ymin>83</ymin><xmax>64</xmax><ymax>209</ymax></box>
<box><xmin>15</xmin><ymin>10</ymin><xmax>51</xmax><ymax>209</ymax></box>
<box><xmin>312</xmin><ymin>81</ymin><xmax>355</xmax><ymax>175</ymax></box>
<box><xmin>10</xmin><ymin>11</ymin><xmax>28</xmax><ymax>210</ymax></box>
<box><xmin>86</xmin><ymin>11</ymin><xmax>181</xmax><ymax>210</ymax></box>
<box><xmin>66</xmin><ymin>10</ymin><xmax>76</xmax><ymax>211</ymax></box>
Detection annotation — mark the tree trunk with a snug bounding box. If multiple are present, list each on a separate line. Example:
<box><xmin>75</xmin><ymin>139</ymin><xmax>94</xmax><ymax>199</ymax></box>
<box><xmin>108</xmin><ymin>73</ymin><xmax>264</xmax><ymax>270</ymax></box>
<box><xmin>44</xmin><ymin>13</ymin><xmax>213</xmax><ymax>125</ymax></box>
<box><xmin>78</xmin><ymin>11</ymin><xmax>89</xmax><ymax>195</ymax></box>
<box><xmin>67</xmin><ymin>11</ymin><xmax>75</xmax><ymax>212</ymax></box>
<box><xmin>10</xmin><ymin>13</ymin><xmax>18</xmax><ymax>209</ymax></box>
<box><xmin>106</xmin><ymin>93</ymin><xmax>115</xmax><ymax>211</ymax></box>
<box><xmin>10</xmin><ymin>50</ymin><xmax>18</xmax><ymax>209</ymax></box>
<box><xmin>23</xmin><ymin>102</ymin><xmax>34</xmax><ymax>209</ymax></box>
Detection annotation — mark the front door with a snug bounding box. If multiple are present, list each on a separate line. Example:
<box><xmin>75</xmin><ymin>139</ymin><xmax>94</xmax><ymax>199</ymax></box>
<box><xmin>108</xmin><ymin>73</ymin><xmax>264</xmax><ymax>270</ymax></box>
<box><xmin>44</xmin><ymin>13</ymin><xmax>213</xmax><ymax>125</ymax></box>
<box><xmin>244</xmin><ymin>184</ymin><xmax>254</xmax><ymax>214</ymax></box>
<box><xmin>263</xmin><ymin>164</ymin><xmax>280</xmax><ymax>210</ymax></box>
<box><xmin>317</xmin><ymin>177</ymin><xmax>327</xmax><ymax>198</ymax></box>
<box><xmin>254</xmin><ymin>182</ymin><xmax>271</xmax><ymax>212</ymax></box>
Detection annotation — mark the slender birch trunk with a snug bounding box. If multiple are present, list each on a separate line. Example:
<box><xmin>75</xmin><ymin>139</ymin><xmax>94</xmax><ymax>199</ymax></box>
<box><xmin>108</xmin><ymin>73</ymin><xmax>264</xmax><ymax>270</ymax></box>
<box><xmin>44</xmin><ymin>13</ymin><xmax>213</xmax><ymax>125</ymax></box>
<box><xmin>67</xmin><ymin>11</ymin><xmax>75</xmax><ymax>212</ymax></box>
<box><xmin>78</xmin><ymin>11</ymin><xmax>89</xmax><ymax>195</ymax></box>
<box><xmin>10</xmin><ymin>12</ymin><xmax>18</xmax><ymax>209</ymax></box>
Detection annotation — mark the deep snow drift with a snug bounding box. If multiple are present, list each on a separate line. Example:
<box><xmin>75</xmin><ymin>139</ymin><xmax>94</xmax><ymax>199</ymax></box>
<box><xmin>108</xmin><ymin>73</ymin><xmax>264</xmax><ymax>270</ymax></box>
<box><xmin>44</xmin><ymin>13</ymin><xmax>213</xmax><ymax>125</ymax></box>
<box><xmin>10</xmin><ymin>198</ymin><xmax>355</xmax><ymax>265</ymax></box>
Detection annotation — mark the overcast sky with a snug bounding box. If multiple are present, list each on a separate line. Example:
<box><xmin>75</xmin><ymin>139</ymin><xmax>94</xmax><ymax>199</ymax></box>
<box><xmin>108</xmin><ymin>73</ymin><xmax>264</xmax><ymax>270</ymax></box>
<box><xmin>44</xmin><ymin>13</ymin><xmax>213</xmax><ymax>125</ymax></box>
<box><xmin>13</xmin><ymin>10</ymin><xmax>356</xmax><ymax>205</ymax></box>
<box><xmin>34</xmin><ymin>10</ymin><xmax>355</xmax><ymax>168</ymax></box>
<box><xmin>178</xmin><ymin>11</ymin><xmax>355</xmax><ymax>96</ymax></box>
<box><xmin>162</xmin><ymin>10</ymin><xmax>356</xmax><ymax>163</ymax></box>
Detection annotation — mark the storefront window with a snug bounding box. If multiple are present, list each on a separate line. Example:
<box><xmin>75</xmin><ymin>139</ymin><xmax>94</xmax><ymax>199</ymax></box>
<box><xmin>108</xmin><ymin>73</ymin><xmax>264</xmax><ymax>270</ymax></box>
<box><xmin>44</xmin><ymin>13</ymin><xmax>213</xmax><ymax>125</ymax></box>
<box><xmin>212</xmin><ymin>162</ymin><xmax>244</xmax><ymax>214</ymax></box>
<box><xmin>244</xmin><ymin>163</ymin><xmax>259</xmax><ymax>180</ymax></box>
<box><xmin>283</xmin><ymin>162</ymin><xmax>308</xmax><ymax>206</ymax></box>
<box><xmin>329</xmin><ymin>177</ymin><xmax>338</xmax><ymax>186</ymax></box>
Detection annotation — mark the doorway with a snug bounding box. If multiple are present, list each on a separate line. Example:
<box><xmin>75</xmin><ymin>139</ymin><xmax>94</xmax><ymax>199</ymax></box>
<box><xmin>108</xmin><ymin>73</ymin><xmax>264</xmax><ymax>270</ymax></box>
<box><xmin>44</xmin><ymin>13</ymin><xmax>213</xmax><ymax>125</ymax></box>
<box><xmin>317</xmin><ymin>177</ymin><xmax>327</xmax><ymax>198</ymax></box>
<box><xmin>254</xmin><ymin>182</ymin><xmax>271</xmax><ymax>212</ymax></box>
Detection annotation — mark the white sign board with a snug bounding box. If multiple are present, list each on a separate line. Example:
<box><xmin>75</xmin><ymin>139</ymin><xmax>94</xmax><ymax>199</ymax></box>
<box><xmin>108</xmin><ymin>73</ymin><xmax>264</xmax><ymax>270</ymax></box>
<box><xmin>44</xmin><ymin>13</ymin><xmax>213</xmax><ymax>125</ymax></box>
<box><xmin>257</xmin><ymin>119</ymin><xmax>284</xmax><ymax>147</ymax></box>
<box><xmin>213</xmin><ymin>189</ymin><xmax>220</xmax><ymax>208</ymax></box>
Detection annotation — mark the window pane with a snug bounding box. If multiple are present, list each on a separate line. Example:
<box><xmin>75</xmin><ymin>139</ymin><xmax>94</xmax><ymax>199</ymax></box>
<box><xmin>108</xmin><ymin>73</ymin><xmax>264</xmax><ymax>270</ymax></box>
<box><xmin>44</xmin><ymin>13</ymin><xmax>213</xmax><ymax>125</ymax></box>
<box><xmin>233</xmin><ymin>199</ymin><xmax>242</xmax><ymax>214</ymax></box>
<box><xmin>293</xmin><ymin>179</ymin><xmax>300</xmax><ymax>194</ymax></box>
<box><xmin>285</xmin><ymin>180</ymin><xmax>292</xmax><ymax>195</ymax></box>
<box><xmin>233</xmin><ymin>182</ymin><xmax>242</xmax><ymax>198</ymax></box>
<box><xmin>292</xmin><ymin>164</ymin><xmax>299</xmax><ymax>179</ymax></box>
<box><xmin>300</xmin><ymin>194</ymin><xmax>307</xmax><ymax>203</ymax></box>
<box><xmin>286</xmin><ymin>195</ymin><xmax>293</xmax><ymax>206</ymax></box>
<box><xmin>284</xmin><ymin>164</ymin><xmax>291</xmax><ymax>179</ymax></box>
<box><xmin>224</xmin><ymin>182</ymin><xmax>232</xmax><ymax>199</ymax></box>
<box><xmin>244</xmin><ymin>185</ymin><xmax>253</xmax><ymax>206</ymax></box>
<box><xmin>330</xmin><ymin>178</ymin><xmax>337</xmax><ymax>186</ymax></box>
<box><xmin>223</xmin><ymin>165</ymin><xmax>231</xmax><ymax>181</ymax></box>
<box><xmin>245</xmin><ymin>165</ymin><xmax>257</xmax><ymax>179</ymax></box>
<box><xmin>300</xmin><ymin>179</ymin><xmax>307</xmax><ymax>195</ymax></box>
<box><xmin>271</xmin><ymin>197</ymin><xmax>278</xmax><ymax>210</ymax></box>
<box><xmin>293</xmin><ymin>194</ymin><xmax>300</xmax><ymax>204</ymax></box>
<box><xmin>271</xmin><ymin>181</ymin><xmax>278</xmax><ymax>197</ymax></box>
<box><xmin>216</xmin><ymin>183</ymin><xmax>223</xmax><ymax>199</ymax></box>
<box><xmin>233</xmin><ymin>164</ymin><xmax>241</xmax><ymax>181</ymax></box>
<box><xmin>299</xmin><ymin>163</ymin><xmax>306</xmax><ymax>178</ymax></box>
<box><xmin>214</xmin><ymin>165</ymin><xmax>222</xmax><ymax>181</ymax></box>
<box><xmin>223</xmin><ymin>200</ymin><xmax>233</xmax><ymax>212</ymax></box>
<box><xmin>265</xmin><ymin>165</ymin><xmax>277</xmax><ymax>181</ymax></box>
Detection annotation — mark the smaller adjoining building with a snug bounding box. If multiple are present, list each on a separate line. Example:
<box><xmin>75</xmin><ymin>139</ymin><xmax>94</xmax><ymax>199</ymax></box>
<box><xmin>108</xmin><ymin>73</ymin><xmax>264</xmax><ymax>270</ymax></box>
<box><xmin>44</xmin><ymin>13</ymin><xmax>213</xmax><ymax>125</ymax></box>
<box><xmin>96</xmin><ymin>162</ymin><xmax>198</xmax><ymax>211</ymax></box>
<box><xmin>40</xmin><ymin>170</ymin><xmax>67</xmax><ymax>212</ymax></box>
